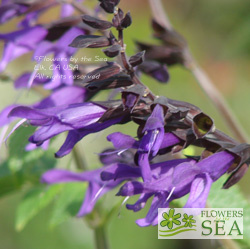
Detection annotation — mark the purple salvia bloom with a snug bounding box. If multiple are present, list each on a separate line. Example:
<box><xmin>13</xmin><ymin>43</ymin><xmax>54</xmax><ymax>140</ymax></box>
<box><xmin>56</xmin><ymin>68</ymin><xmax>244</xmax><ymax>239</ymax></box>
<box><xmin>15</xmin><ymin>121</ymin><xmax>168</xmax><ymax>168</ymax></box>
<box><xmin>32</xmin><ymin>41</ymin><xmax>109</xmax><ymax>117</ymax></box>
<box><xmin>106</xmin><ymin>129</ymin><xmax>181</xmax><ymax>183</ymax></box>
<box><xmin>0</xmin><ymin>0</ymin><xmax>69</xmax><ymax>26</ymax></box>
<box><xmin>9</xmin><ymin>102</ymin><xmax>106</xmax><ymax>144</ymax></box>
<box><xmin>0</xmin><ymin>85</ymin><xmax>86</xmax><ymax>135</ymax></box>
<box><xmin>100</xmin><ymin>163</ymin><xmax>141</xmax><ymax>181</ymax></box>
<box><xmin>9</xmin><ymin>102</ymin><xmax>122</xmax><ymax>155</ymax></box>
<box><xmin>33</xmin><ymin>27</ymin><xmax>84</xmax><ymax>89</ymax></box>
<box><xmin>14</xmin><ymin>72</ymin><xmax>50</xmax><ymax>89</ymax></box>
<box><xmin>126</xmin><ymin>193</ymin><xmax>153</xmax><ymax>212</ymax></box>
<box><xmin>138</xmin><ymin>104</ymin><xmax>165</xmax><ymax>182</ymax></box>
<box><xmin>184</xmin><ymin>173</ymin><xmax>213</xmax><ymax>209</ymax></box>
<box><xmin>41</xmin><ymin>167</ymin><xmax>123</xmax><ymax>216</ymax></box>
<box><xmin>0</xmin><ymin>26</ymin><xmax>48</xmax><ymax>72</ymax></box>
<box><xmin>18</xmin><ymin>10</ymin><xmax>43</xmax><ymax>29</ymax></box>
<box><xmin>61</xmin><ymin>4</ymin><xmax>75</xmax><ymax>18</ymax></box>
<box><xmin>136</xmin><ymin>192</ymin><xmax>169</xmax><ymax>226</ymax></box>
<box><xmin>116</xmin><ymin>151</ymin><xmax>235</xmax><ymax>226</ymax></box>
<box><xmin>0</xmin><ymin>104</ymin><xmax>18</xmax><ymax>147</ymax></box>
<box><xmin>19</xmin><ymin>1</ymin><xmax>73</xmax><ymax>28</ymax></box>
<box><xmin>25</xmin><ymin>140</ymin><xmax>50</xmax><ymax>151</ymax></box>
<box><xmin>107</xmin><ymin>131</ymin><xmax>180</xmax><ymax>152</ymax></box>
<box><xmin>0</xmin><ymin>104</ymin><xmax>18</xmax><ymax>127</ymax></box>
<box><xmin>0</xmin><ymin>2</ymin><xmax>27</xmax><ymax>24</ymax></box>
<box><xmin>55</xmin><ymin>117</ymin><xmax>123</xmax><ymax>158</ymax></box>
<box><xmin>33</xmin><ymin>86</ymin><xmax>86</xmax><ymax>109</ymax></box>
<box><xmin>160</xmin><ymin>132</ymin><xmax>182</xmax><ymax>150</ymax></box>
<box><xmin>99</xmin><ymin>148</ymin><xmax>135</xmax><ymax>165</ymax></box>
<box><xmin>139</xmin><ymin>104</ymin><xmax>165</xmax><ymax>157</ymax></box>
<box><xmin>107</xmin><ymin>132</ymin><xmax>139</xmax><ymax>150</ymax></box>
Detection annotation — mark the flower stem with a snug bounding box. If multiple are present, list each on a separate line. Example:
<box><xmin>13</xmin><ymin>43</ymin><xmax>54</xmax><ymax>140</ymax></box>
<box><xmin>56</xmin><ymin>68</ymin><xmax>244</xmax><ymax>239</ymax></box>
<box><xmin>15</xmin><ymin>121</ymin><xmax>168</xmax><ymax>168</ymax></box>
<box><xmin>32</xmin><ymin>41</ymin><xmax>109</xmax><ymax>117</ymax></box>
<box><xmin>188</xmin><ymin>61</ymin><xmax>249</xmax><ymax>143</ymax></box>
<box><xmin>94</xmin><ymin>225</ymin><xmax>109</xmax><ymax>249</ymax></box>
<box><xmin>149</xmin><ymin>0</ymin><xmax>172</xmax><ymax>30</ymax></box>
<box><xmin>72</xmin><ymin>145</ymin><xmax>88</xmax><ymax>171</ymax></box>
<box><xmin>72</xmin><ymin>147</ymin><xmax>109</xmax><ymax>249</ymax></box>
<box><xmin>148</xmin><ymin>0</ymin><xmax>249</xmax><ymax>143</ymax></box>
<box><xmin>218</xmin><ymin>238</ymin><xmax>241</xmax><ymax>249</ymax></box>
<box><xmin>117</xmin><ymin>28</ymin><xmax>156</xmax><ymax>100</ymax></box>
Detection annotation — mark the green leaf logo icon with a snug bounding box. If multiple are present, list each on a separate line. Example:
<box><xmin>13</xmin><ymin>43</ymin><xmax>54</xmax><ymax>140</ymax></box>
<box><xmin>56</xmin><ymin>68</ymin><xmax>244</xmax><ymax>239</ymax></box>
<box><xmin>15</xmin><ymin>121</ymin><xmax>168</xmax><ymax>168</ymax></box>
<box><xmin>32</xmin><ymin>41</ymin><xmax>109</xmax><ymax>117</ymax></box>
<box><xmin>160</xmin><ymin>208</ymin><xmax>181</xmax><ymax>229</ymax></box>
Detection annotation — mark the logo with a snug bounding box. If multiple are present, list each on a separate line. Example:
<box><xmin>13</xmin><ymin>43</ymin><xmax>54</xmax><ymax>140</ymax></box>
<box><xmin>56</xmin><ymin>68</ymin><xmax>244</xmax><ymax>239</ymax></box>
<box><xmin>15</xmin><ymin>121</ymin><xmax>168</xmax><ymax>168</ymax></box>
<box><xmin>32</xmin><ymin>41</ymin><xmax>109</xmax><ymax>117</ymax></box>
<box><xmin>158</xmin><ymin>208</ymin><xmax>243</xmax><ymax>239</ymax></box>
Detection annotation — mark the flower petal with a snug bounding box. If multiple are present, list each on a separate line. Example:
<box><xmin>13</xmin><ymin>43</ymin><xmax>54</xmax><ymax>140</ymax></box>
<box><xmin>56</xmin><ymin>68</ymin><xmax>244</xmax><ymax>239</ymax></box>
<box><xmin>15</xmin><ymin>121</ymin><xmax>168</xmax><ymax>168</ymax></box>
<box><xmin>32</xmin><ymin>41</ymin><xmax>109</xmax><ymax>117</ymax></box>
<box><xmin>136</xmin><ymin>193</ymin><xmax>169</xmax><ymax>226</ymax></box>
<box><xmin>100</xmin><ymin>163</ymin><xmax>140</xmax><ymax>181</ymax></box>
<box><xmin>41</xmin><ymin>169</ymin><xmax>88</xmax><ymax>183</ymax></box>
<box><xmin>199</xmin><ymin>151</ymin><xmax>235</xmax><ymax>181</ymax></box>
<box><xmin>126</xmin><ymin>193</ymin><xmax>153</xmax><ymax>212</ymax></box>
<box><xmin>107</xmin><ymin>132</ymin><xmax>139</xmax><ymax>149</ymax></box>
<box><xmin>184</xmin><ymin>173</ymin><xmax>213</xmax><ymax>208</ymax></box>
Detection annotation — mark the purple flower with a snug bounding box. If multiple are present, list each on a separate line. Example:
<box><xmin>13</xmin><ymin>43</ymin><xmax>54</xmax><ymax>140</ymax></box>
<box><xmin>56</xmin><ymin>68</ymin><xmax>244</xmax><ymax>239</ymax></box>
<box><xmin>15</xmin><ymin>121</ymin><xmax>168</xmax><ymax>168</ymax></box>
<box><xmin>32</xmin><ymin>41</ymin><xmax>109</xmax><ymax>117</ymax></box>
<box><xmin>14</xmin><ymin>72</ymin><xmax>50</xmax><ymax>89</ymax></box>
<box><xmin>33</xmin><ymin>85</ymin><xmax>87</xmax><ymax>109</ymax></box>
<box><xmin>1</xmin><ymin>85</ymin><xmax>87</xmax><ymax>151</ymax></box>
<box><xmin>137</xmin><ymin>104</ymin><xmax>165</xmax><ymax>182</ymax></box>
<box><xmin>0</xmin><ymin>26</ymin><xmax>48</xmax><ymax>72</ymax></box>
<box><xmin>9</xmin><ymin>102</ymin><xmax>106</xmax><ymax>143</ymax></box>
<box><xmin>115</xmin><ymin>151</ymin><xmax>236</xmax><ymax>226</ymax></box>
<box><xmin>0</xmin><ymin>0</ymin><xmax>73</xmax><ymax>26</ymax></box>
<box><xmin>55</xmin><ymin>116</ymin><xmax>123</xmax><ymax>158</ymax></box>
<box><xmin>41</xmin><ymin>166</ymin><xmax>123</xmax><ymax>216</ymax></box>
<box><xmin>33</xmin><ymin>27</ymin><xmax>84</xmax><ymax>89</ymax></box>
<box><xmin>40</xmin><ymin>132</ymin><xmax>236</xmax><ymax>227</ymax></box>
<box><xmin>0</xmin><ymin>85</ymin><xmax>86</xmax><ymax>128</ymax></box>
<box><xmin>107</xmin><ymin>104</ymin><xmax>182</xmax><ymax>182</ymax></box>
<box><xmin>0</xmin><ymin>104</ymin><xmax>18</xmax><ymax>127</ymax></box>
<box><xmin>0</xmin><ymin>1</ymin><xmax>27</xmax><ymax>24</ymax></box>
<box><xmin>60</xmin><ymin>4</ymin><xmax>75</xmax><ymax>18</ymax></box>
<box><xmin>9</xmin><ymin>101</ymin><xmax>123</xmax><ymax>156</ymax></box>
<box><xmin>99</xmin><ymin>148</ymin><xmax>135</xmax><ymax>165</ymax></box>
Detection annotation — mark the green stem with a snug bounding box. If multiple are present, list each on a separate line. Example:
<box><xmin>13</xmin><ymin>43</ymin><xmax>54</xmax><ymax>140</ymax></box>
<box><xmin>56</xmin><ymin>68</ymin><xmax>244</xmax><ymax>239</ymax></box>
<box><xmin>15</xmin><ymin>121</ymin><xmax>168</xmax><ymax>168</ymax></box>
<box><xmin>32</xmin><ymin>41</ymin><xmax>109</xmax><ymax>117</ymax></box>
<box><xmin>218</xmin><ymin>238</ymin><xmax>241</xmax><ymax>249</ymax></box>
<box><xmin>94</xmin><ymin>225</ymin><xmax>109</xmax><ymax>249</ymax></box>
<box><xmin>72</xmin><ymin>148</ymin><xmax>109</xmax><ymax>249</ymax></box>
<box><xmin>72</xmin><ymin>145</ymin><xmax>87</xmax><ymax>171</ymax></box>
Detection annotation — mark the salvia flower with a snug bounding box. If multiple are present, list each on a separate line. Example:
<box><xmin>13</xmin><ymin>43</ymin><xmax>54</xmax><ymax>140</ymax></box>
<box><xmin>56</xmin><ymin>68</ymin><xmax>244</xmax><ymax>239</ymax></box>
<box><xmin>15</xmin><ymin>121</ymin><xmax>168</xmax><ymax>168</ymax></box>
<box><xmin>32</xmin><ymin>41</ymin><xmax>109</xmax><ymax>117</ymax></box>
<box><xmin>0</xmin><ymin>0</ymin><xmax>249</xmax><ymax>229</ymax></box>
<box><xmin>9</xmin><ymin>101</ymin><xmax>124</xmax><ymax>156</ymax></box>
<box><xmin>115</xmin><ymin>151</ymin><xmax>236</xmax><ymax>226</ymax></box>
<box><xmin>33</xmin><ymin>27</ymin><xmax>84</xmax><ymax>89</ymax></box>
<box><xmin>137</xmin><ymin>104</ymin><xmax>166</xmax><ymax>182</ymax></box>
<box><xmin>0</xmin><ymin>1</ymin><xmax>27</xmax><ymax>24</ymax></box>
<box><xmin>9</xmin><ymin>102</ymin><xmax>107</xmax><ymax>144</ymax></box>
<box><xmin>0</xmin><ymin>26</ymin><xmax>48</xmax><ymax>72</ymax></box>
<box><xmin>42</xmin><ymin>166</ymin><xmax>124</xmax><ymax>216</ymax></box>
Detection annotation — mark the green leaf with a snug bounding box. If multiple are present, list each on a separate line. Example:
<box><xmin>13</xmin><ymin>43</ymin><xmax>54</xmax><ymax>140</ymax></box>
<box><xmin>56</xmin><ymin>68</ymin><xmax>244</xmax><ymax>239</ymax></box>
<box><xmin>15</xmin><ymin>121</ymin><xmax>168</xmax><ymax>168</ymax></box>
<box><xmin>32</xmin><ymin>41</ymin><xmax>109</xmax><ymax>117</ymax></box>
<box><xmin>15</xmin><ymin>185</ymin><xmax>62</xmax><ymax>231</ymax></box>
<box><xmin>8</xmin><ymin>125</ymin><xmax>35</xmax><ymax>158</ymax></box>
<box><xmin>0</xmin><ymin>126</ymin><xmax>57</xmax><ymax>196</ymax></box>
<box><xmin>0</xmin><ymin>150</ymin><xmax>57</xmax><ymax>196</ymax></box>
<box><xmin>49</xmin><ymin>182</ymin><xmax>86</xmax><ymax>227</ymax></box>
<box><xmin>0</xmin><ymin>159</ymin><xmax>24</xmax><ymax>196</ymax></box>
<box><xmin>208</xmin><ymin>177</ymin><xmax>249</xmax><ymax>208</ymax></box>
<box><xmin>208</xmin><ymin>177</ymin><xmax>250</xmax><ymax>247</ymax></box>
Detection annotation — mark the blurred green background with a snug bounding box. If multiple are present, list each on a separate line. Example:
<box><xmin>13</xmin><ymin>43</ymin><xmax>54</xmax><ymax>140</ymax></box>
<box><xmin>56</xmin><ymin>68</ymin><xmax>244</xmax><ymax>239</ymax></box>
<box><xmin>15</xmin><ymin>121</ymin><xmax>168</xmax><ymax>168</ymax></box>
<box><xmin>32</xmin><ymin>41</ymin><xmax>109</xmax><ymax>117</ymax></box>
<box><xmin>0</xmin><ymin>0</ymin><xmax>250</xmax><ymax>248</ymax></box>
